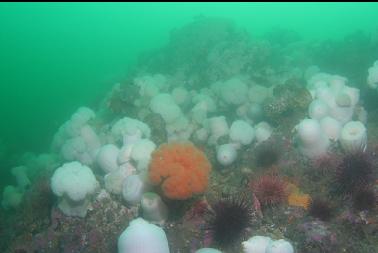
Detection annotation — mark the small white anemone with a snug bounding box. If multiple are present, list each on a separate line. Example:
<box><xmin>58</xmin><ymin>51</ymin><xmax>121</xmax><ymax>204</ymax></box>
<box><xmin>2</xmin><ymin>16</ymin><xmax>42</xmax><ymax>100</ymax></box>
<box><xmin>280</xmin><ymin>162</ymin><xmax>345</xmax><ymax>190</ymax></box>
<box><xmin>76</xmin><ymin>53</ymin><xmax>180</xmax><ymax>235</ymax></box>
<box><xmin>118</xmin><ymin>218</ymin><xmax>169</xmax><ymax>253</ymax></box>
<box><xmin>216</xmin><ymin>143</ymin><xmax>238</xmax><ymax>166</ymax></box>
<box><xmin>296</xmin><ymin>119</ymin><xmax>330</xmax><ymax>158</ymax></box>
<box><xmin>340</xmin><ymin>121</ymin><xmax>367</xmax><ymax>153</ymax></box>
<box><xmin>229</xmin><ymin>120</ymin><xmax>255</xmax><ymax>145</ymax></box>
<box><xmin>329</xmin><ymin>75</ymin><xmax>347</xmax><ymax>95</ymax></box>
<box><xmin>255</xmin><ymin>122</ymin><xmax>272</xmax><ymax>143</ymax></box>
<box><xmin>96</xmin><ymin>144</ymin><xmax>120</xmax><ymax>173</ymax></box>
<box><xmin>309</xmin><ymin>99</ymin><xmax>329</xmax><ymax>120</ymax></box>
<box><xmin>367</xmin><ymin>60</ymin><xmax>378</xmax><ymax>89</ymax></box>
<box><xmin>11</xmin><ymin>166</ymin><xmax>31</xmax><ymax>190</ymax></box>
<box><xmin>242</xmin><ymin>235</ymin><xmax>273</xmax><ymax>253</ymax></box>
<box><xmin>207</xmin><ymin>116</ymin><xmax>229</xmax><ymax>145</ymax></box>
<box><xmin>111</xmin><ymin>117</ymin><xmax>151</xmax><ymax>145</ymax></box>
<box><xmin>266</xmin><ymin>239</ymin><xmax>294</xmax><ymax>253</ymax></box>
<box><xmin>122</xmin><ymin>174</ymin><xmax>150</xmax><ymax>206</ymax></box>
<box><xmin>248</xmin><ymin>103</ymin><xmax>263</xmax><ymax>121</ymax></box>
<box><xmin>1</xmin><ymin>185</ymin><xmax>23</xmax><ymax>209</ymax></box>
<box><xmin>150</xmin><ymin>93</ymin><xmax>182</xmax><ymax>124</ymax></box>
<box><xmin>248</xmin><ymin>84</ymin><xmax>270</xmax><ymax>104</ymax></box>
<box><xmin>196</xmin><ymin>249</ymin><xmax>223</xmax><ymax>253</ymax></box>
<box><xmin>141</xmin><ymin>192</ymin><xmax>168</xmax><ymax>225</ymax></box>
<box><xmin>194</xmin><ymin>128</ymin><xmax>209</xmax><ymax>142</ymax></box>
<box><xmin>320</xmin><ymin>117</ymin><xmax>342</xmax><ymax>141</ymax></box>
<box><xmin>105</xmin><ymin>163</ymin><xmax>136</xmax><ymax>195</ymax></box>
<box><xmin>220</xmin><ymin>77</ymin><xmax>248</xmax><ymax>105</ymax></box>
<box><xmin>130</xmin><ymin>139</ymin><xmax>156</xmax><ymax>171</ymax></box>
<box><xmin>172</xmin><ymin>87</ymin><xmax>190</xmax><ymax>106</ymax></box>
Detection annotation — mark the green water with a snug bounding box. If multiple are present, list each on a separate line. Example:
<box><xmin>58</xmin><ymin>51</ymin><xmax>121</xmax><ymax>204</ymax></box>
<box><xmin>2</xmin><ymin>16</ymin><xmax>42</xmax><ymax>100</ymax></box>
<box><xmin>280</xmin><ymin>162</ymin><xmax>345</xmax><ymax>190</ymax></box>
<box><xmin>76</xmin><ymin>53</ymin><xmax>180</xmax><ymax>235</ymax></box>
<box><xmin>0</xmin><ymin>2</ymin><xmax>378</xmax><ymax>188</ymax></box>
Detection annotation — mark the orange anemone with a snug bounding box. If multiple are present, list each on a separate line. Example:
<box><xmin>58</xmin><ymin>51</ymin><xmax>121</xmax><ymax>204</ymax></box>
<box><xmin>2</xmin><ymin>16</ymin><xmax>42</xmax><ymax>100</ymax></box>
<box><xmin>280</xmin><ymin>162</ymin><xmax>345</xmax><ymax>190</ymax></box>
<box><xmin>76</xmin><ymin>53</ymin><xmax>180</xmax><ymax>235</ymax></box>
<box><xmin>149</xmin><ymin>142</ymin><xmax>211</xmax><ymax>200</ymax></box>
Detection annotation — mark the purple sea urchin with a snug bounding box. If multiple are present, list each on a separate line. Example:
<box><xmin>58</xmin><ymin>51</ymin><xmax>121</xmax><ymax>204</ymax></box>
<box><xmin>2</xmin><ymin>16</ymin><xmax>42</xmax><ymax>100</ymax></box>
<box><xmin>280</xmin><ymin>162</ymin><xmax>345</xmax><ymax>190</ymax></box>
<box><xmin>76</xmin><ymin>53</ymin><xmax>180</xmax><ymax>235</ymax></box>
<box><xmin>352</xmin><ymin>188</ymin><xmax>376</xmax><ymax>211</ymax></box>
<box><xmin>206</xmin><ymin>194</ymin><xmax>253</xmax><ymax>247</ymax></box>
<box><xmin>255</xmin><ymin>143</ymin><xmax>281</xmax><ymax>168</ymax></box>
<box><xmin>308</xmin><ymin>198</ymin><xmax>333</xmax><ymax>221</ymax></box>
<box><xmin>250</xmin><ymin>174</ymin><xmax>288</xmax><ymax>207</ymax></box>
<box><xmin>335</xmin><ymin>152</ymin><xmax>375</xmax><ymax>195</ymax></box>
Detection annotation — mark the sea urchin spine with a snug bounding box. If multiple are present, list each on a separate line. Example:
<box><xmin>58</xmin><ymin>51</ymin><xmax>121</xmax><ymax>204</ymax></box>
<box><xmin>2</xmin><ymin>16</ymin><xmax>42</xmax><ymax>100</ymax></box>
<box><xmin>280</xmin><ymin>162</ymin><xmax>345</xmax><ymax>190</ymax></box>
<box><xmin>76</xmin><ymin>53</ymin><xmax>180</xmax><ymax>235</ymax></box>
<box><xmin>206</xmin><ymin>194</ymin><xmax>253</xmax><ymax>248</ymax></box>
<box><xmin>335</xmin><ymin>152</ymin><xmax>375</xmax><ymax>195</ymax></box>
<box><xmin>308</xmin><ymin>197</ymin><xmax>333</xmax><ymax>221</ymax></box>
<box><xmin>250</xmin><ymin>174</ymin><xmax>288</xmax><ymax>207</ymax></box>
<box><xmin>352</xmin><ymin>188</ymin><xmax>377</xmax><ymax>211</ymax></box>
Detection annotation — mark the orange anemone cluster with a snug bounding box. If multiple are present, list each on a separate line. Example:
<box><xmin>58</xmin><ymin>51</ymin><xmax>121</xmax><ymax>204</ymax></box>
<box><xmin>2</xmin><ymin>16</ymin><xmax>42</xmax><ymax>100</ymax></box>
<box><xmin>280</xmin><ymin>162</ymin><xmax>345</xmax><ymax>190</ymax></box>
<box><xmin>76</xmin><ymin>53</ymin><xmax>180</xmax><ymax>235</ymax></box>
<box><xmin>149</xmin><ymin>142</ymin><xmax>212</xmax><ymax>200</ymax></box>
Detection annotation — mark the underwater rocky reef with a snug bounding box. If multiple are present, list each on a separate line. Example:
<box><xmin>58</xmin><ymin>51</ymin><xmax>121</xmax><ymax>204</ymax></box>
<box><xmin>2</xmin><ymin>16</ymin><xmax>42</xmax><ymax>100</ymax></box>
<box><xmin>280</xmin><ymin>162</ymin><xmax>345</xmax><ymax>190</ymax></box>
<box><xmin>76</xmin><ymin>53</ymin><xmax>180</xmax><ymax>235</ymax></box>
<box><xmin>1</xmin><ymin>17</ymin><xmax>378</xmax><ymax>253</ymax></box>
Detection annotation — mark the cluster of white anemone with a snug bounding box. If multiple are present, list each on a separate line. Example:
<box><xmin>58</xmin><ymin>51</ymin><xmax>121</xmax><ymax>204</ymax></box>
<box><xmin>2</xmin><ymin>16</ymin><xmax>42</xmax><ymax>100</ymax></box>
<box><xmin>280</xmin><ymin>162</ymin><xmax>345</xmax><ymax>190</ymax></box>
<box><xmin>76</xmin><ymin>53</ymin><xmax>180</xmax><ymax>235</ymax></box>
<box><xmin>2</xmin><ymin>166</ymin><xmax>35</xmax><ymax>209</ymax></box>
<box><xmin>97</xmin><ymin>116</ymin><xmax>161</xmax><ymax>215</ymax></box>
<box><xmin>243</xmin><ymin>236</ymin><xmax>294</xmax><ymax>253</ymax></box>
<box><xmin>51</xmin><ymin>107</ymin><xmax>101</xmax><ymax>165</ymax></box>
<box><xmin>131</xmin><ymin>74</ymin><xmax>274</xmax><ymax>167</ymax></box>
<box><xmin>295</xmin><ymin>69</ymin><xmax>368</xmax><ymax>158</ymax></box>
<box><xmin>1</xmin><ymin>152</ymin><xmax>58</xmax><ymax>210</ymax></box>
<box><xmin>205</xmin><ymin>118</ymin><xmax>272</xmax><ymax>167</ymax></box>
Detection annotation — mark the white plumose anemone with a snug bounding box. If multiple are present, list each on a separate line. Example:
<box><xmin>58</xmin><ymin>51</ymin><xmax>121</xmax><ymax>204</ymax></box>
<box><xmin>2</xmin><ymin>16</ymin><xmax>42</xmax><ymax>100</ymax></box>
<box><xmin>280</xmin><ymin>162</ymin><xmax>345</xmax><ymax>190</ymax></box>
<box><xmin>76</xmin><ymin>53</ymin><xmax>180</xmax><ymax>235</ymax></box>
<box><xmin>242</xmin><ymin>236</ymin><xmax>294</xmax><ymax>253</ymax></box>
<box><xmin>308</xmin><ymin>73</ymin><xmax>362</xmax><ymax>124</ymax></box>
<box><xmin>172</xmin><ymin>87</ymin><xmax>190</xmax><ymax>106</ymax></box>
<box><xmin>308</xmin><ymin>99</ymin><xmax>329</xmax><ymax>120</ymax></box>
<box><xmin>50</xmin><ymin>161</ymin><xmax>99</xmax><ymax>217</ymax></box>
<box><xmin>255</xmin><ymin>122</ymin><xmax>272</xmax><ymax>143</ymax></box>
<box><xmin>11</xmin><ymin>166</ymin><xmax>31</xmax><ymax>190</ymax></box>
<box><xmin>1</xmin><ymin>185</ymin><xmax>23</xmax><ymax>209</ymax></box>
<box><xmin>339</xmin><ymin>121</ymin><xmax>367</xmax><ymax>153</ymax></box>
<box><xmin>216</xmin><ymin>143</ymin><xmax>238</xmax><ymax>166</ymax></box>
<box><xmin>367</xmin><ymin>60</ymin><xmax>378</xmax><ymax>89</ymax></box>
<box><xmin>141</xmin><ymin>192</ymin><xmax>168</xmax><ymax>225</ymax></box>
<box><xmin>131</xmin><ymin>139</ymin><xmax>156</xmax><ymax>171</ymax></box>
<box><xmin>248</xmin><ymin>84</ymin><xmax>270</xmax><ymax>104</ymax></box>
<box><xmin>104</xmin><ymin>163</ymin><xmax>136</xmax><ymax>195</ymax></box>
<box><xmin>118</xmin><ymin>218</ymin><xmax>170</xmax><ymax>253</ymax></box>
<box><xmin>320</xmin><ymin>116</ymin><xmax>342</xmax><ymax>141</ymax></box>
<box><xmin>194</xmin><ymin>128</ymin><xmax>209</xmax><ymax>142</ymax></box>
<box><xmin>51</xmin><ymin>107</ymin><xmax>99</xmax><ymax>165</ymax></box>
<box><xmin>242</xmin><ymin>235</ymin><xmax>273</xmax><ymax>253</ymax></box>
<box><xmin>207</xmin><ymin>116</ymin><xmax>229</xmax><ymax>145</ymax></box>
<box><xmin>111</xmin><ymin>117</ymin><xmax>151</xmax><ymax>145</ymax></box>
<box><xmin>266</xmin><ymin>239</ymin><xmax>294</xmax><ymax>253</ymax></box>
<box><xmin>122</xmin><ymin>174</ymin><xmax>150</xmax><ymax>206</ymax></box>
<box><xmin>196</xmin><ymin>249</ymin><xmax>223</xmax><ymax>253</ymax></box>
<box><xmin>96</xmin><ymin>144</ymin><xmax>120</xmax><ymax>173</ymax></box>
<box><xmin>150</xmin><ymin>93</ymin><xmax>181</xmax><ymax>124</ymax></box>
<box><xmin>296</xmin><ymin>119</ymin><xmax>330</xmax><ymax>158</ymax></box>
<box><xmin>229</xmin><ymin>120</ymin><xmax>255</xmax><ymax>145</ymax></box>
<box><xmin>220</xmin><ymin>77</ymin><xmax>248</xmax><ymax>105</ymax></box>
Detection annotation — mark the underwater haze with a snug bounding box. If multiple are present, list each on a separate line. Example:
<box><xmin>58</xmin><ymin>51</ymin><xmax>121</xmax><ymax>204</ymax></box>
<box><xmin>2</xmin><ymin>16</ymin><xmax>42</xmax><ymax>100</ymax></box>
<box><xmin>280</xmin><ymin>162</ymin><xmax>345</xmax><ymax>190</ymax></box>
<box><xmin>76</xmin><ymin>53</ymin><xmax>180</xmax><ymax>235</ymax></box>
<box><xmin>1</xmin><ymin>2</ymin><xmax>378</xmax><ymax>154</ymax></box>
<box><xmin>1</xmin><ymin>2</ymin><xmax>378</xmax><ymax>253</ymax></box>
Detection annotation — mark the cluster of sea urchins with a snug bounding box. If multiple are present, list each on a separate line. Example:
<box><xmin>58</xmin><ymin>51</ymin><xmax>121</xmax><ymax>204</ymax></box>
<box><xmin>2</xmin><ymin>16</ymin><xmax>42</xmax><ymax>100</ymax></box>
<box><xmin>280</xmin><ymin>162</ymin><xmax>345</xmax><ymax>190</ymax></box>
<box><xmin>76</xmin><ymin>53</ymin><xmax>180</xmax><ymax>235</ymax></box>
<box><xmin>250</xmin><ymin>174</ymin><xmax>288</xmax><ymax>207</ymax></box>
<box><xmin>335</xmin><ymin>152</ymin><xmax>375</xmax><ymax>195</ymax></box>
<box><xmin>206</xmin><ymin>194</ymin><xmax>253</xmax><ymax>248</ymax></box>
